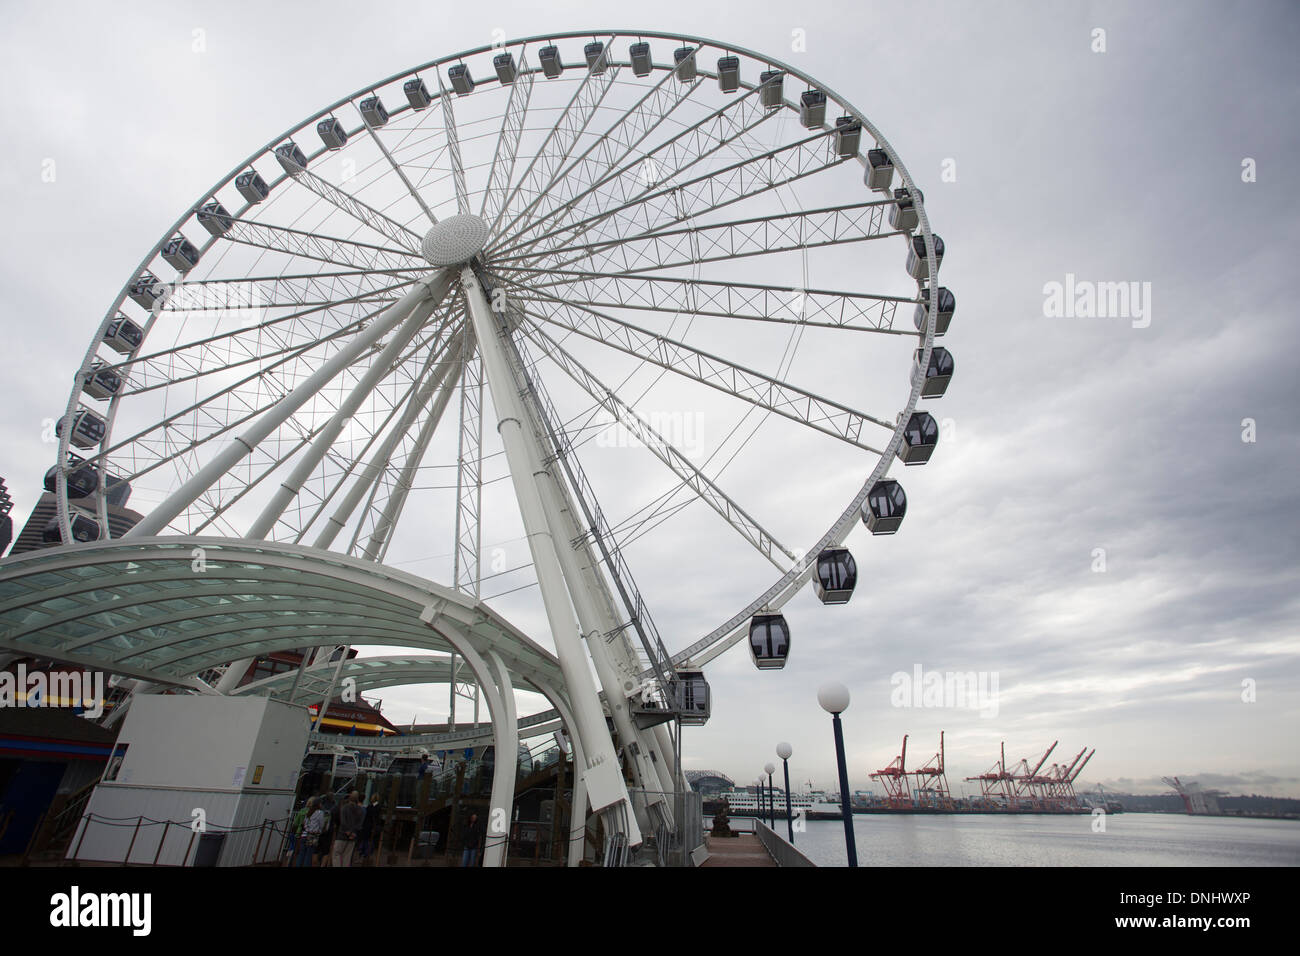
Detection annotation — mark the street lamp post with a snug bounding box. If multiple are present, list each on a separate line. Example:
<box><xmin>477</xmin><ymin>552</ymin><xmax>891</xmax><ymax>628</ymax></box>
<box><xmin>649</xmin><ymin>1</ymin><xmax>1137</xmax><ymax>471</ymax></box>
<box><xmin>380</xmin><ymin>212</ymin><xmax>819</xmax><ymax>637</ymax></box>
<box><xmin>818</xmin><ymin>682</ymin><xmax>858</xmax><ymax>867</ymax></box>
<box><xmin>764</xmin><ymin>762</ymin><xmax>776</xmax><ymax>830</ymax></box>
<box><xmin>777</xmin><ymin>742</ymin><xmax>794</xmax><ymax>843</ymax></box>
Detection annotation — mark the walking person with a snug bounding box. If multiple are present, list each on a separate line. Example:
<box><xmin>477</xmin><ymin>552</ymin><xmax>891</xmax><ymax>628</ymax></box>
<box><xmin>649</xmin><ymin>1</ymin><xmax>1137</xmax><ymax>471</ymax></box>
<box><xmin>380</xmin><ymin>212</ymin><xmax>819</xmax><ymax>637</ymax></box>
<box><xmin>460</xmin><ymin>812</ymin><xmax>483</xmax><ymax>867</ymax></box>
<box><xmin>316</xmin><ymin>792</ymin><xmax>337</xmax><ymax>866</ymax></box>
<box><xmin>333</xmin><ymin>791</ymin><xmax>364</xmax><ymax>867</ymax></box>
<box><xmin>357</xmin><ymin>793</ymin><xmax>382</xmax><ymax>865</ymax></box>
<box><xmin>285</xmin><ymin>800</ymin><xmax>310</xmax><ymax>865</ymax></box>
<box><xmin>295</xmin><ymin>798</ymin><xmax>324</xmax><ymax>867</ymax></box>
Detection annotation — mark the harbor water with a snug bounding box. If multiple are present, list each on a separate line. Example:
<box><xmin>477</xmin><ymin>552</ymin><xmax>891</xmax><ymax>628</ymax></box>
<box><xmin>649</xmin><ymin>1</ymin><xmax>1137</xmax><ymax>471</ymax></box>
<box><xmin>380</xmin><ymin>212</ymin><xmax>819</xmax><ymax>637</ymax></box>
<box><xmin>773</xmin><ymin>813</ymin><xmax>1300</xmax><ymax>867</ymax></box>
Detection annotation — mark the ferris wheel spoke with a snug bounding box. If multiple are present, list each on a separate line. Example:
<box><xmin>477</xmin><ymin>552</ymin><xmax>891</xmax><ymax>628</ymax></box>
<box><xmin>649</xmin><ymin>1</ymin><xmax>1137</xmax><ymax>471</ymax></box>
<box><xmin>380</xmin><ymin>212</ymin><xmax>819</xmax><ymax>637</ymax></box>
<box><xmin>490</xmin><ymin>37</ymin><xmax>621</xmax><ymax>243</ymax></box>
<box><xmin>520</xmin><ymin>321</ymin><xmax>794</xmax><ymax>569</ymax></box>
<box><xmin>503</xmin><ymin>119</ymin><xmax>842</xmax><ymax>268</ymax></box>
<box><xmin>117</xmin><ymin>276</ymin><xmax>420</xmax><ymax>395</ymax></box>
<box><xmin>452</xmin><ymin>344</ymin><xmax>485</xmax><ymax>597</ymax></box>
<box><xmin>497</xmin><ymin>270</ymin><xmax>918</xmax><ymax>336</ymax></box>
<box><xmin>350</xmin><ymin>98</ymin><xmax>439</xmax><ymax>226</ymax></box>
<box><xmin>490</xmin><ymin>77</ymin><xmax>774</xmax><ymax>259</ymax></box>
<box><xmin>493</xmin><ymin>200</ymin><xmax>898</xmax><ymax>277</ymax></box>
<box><xmin>245</xmin><ymin>296</ymin><xmax>456</xmax><ymax>540</ymax></box>
<box><xmin>98</xmin><ymin>283</ymin><xmax>419</xmax><ymax>474</ymax></box>
<box><xmin>435</xmin><ymin>72</ymin><xmax>471</xmax><ymax>216</ymax></box>
<box><xmin>492</xmin><ymin>47</ymin><xmax>702</xmax><ymax>248</ymax></box>
<box><xmin>274</xmin><ymin>151</ymin><xmax>425</xmax><ymax>253</ymax></box>
<box><xmin>218</xmin><ymin>215</ymin><xmax>424</xmax><ymax>273</ymax></box>
<box><xmin>303</xmin><ymin>321</ymin><xmax>465</xmax><ymax>549</ymax></box>
<box><xmin>350</xmin><ymin>324</ymin><xmax>468</xmax><ymax>561</ymax></box>
<box><xmin>185</xmin><ymin>312</ymin><xmax>459</xmax><ymax>539</ymax></box>
<box><xmin>157</xmin><ymin>267</ymin><xmax>424</xmax><ymax>312</ymax></box>
<box><xmin>480</xmin><ymin>50</ymin><xmax>536</xmax><ymax>231</ymax></box>
<box><xmin>502</xmin><ymin>284</ymin><xmax>892</xmax><ymax>452</ymax></box>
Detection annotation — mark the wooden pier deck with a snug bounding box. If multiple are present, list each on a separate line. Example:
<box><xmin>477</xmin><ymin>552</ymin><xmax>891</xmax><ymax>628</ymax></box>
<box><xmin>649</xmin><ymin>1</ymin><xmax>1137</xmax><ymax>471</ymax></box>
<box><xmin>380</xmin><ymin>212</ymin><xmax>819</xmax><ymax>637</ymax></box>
<box><xmin>698</xmin><ymin>832</ymin><xmax>776</xmax><ymax>867</ymax></box>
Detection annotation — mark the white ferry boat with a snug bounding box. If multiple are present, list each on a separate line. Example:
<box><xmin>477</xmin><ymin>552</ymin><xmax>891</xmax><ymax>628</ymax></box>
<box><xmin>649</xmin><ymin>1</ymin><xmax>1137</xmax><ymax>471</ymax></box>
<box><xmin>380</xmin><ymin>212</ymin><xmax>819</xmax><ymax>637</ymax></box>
<box><xmin>710</xmin><ymin>787</ymin><xmax>843</xmax><ymax>821</ymax></box>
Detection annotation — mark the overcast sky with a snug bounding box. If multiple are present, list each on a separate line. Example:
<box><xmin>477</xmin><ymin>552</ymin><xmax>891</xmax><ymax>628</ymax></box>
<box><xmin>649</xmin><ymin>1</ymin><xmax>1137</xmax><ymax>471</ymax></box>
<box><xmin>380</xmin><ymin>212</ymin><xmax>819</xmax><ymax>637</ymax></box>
<box><xmin>1</xmin><ymin>0</ymin><xmax>1297</xmax><ymax>798</ymax></box>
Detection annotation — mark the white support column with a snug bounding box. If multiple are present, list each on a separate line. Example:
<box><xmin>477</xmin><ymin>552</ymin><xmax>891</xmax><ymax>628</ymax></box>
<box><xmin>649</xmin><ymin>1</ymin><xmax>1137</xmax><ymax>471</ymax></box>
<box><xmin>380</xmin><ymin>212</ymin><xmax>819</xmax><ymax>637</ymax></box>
<box><xmin>421</xmin><ymin>615</ymin><xmax>515</xmax><ymax>868</ymax></box>
<box><xmin>461</xmin><ymin>263</ymin><xmax>639</xmax><ymax>847</ymax></box>
<box><xmin>483</xmin><ymin>650</ymin><xmax>518</xmax><ymax>868</ymax></box>
<box><xmin>359</xmin><ymin>343</ymin><xmax>466</xmax><ymax>561</ymax></box>
<box><xmin>313</xmin><ymin>337</ymin><xmax>462</xmax><ymax>551</ymax></box>
<box><xmin>537</xmin><ymin>684</ymin><xmax>590</xmax><ymax>868</ymax></box>
<box><xmin>127</xmin><ymin>272</ymin><xmax>451</xmax><ymax>538</ymax></box>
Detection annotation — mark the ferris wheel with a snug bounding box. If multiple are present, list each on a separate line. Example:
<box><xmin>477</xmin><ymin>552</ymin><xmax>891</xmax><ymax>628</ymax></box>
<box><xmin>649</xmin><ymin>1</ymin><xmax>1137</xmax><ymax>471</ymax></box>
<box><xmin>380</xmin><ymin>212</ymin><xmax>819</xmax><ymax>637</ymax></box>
<box><xmin>50</xmin><ymin>31</ymin><xmax>954</xmax><ymax>743</ymax></box>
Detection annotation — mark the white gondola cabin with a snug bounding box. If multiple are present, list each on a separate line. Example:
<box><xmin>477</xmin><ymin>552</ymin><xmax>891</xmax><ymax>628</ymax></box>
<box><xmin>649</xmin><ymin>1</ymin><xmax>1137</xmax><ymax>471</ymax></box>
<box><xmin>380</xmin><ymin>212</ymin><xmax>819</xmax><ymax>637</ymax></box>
<box><xmin>800</xmin><ymin>89</ymin><xmax>826</xmax><ymax>128</ymax></box>
<box><xmin>275</xmin><ymin>142</ymin><xmax>307</xmax><ymax>175</ymax></box>
<box><xmin>162</xmin><ymin>236</ymin><xmax>200</xmax><ymax>273</ymax></box>
<box><xmin>897</xmin><ymin>411</ymin><xmax>939</xmax><ymax>465</ymax></box>
<box><xmin>674</xmin><ymin>670</ymin><xmax>711</xmax><ymax>726</ymax></box>
<box><xmin>584</xmin><ymin>42</ymin><xmax>607</xmax><ymax>74</ymax></box>
<box><xmin>494</xmin><ymin>52</ymin><xmax>517</xmax><ymax>84</ymax></box>
<box><xmin>448</xmin><ymin>63</ymin><xmax>474</xmax><ymax>94</ymax></box>
<box><xmin>404</xmin><ymin>77</ymin><xmax>432</xmax><ymax>109</ymax></box>
<box><xmin>865</xmin><ymin>148</ymin><xmax>894</xmax><ymax>192</ymax></box>
<box><xmin>539</xmin><ymin>45</ymin><xmax>564</xmax><ymax>78</ymax></box>
<box><xmin>673</xmin><ymin>46</ymin><xmax>696</xmax><ymax>81</ymax></box>
<box><xmin>103</xmin><ymin>314</ymin><xmax>143</xmax><ymax>354</ymax></box>
<box><xmin>81</xmin><ymin>361</ymin><xmax>122</xmax><ymax>401</ymax></box>
<box><xmin>911</xmin><ymin>347</ymin><xmax>954</xmax><ymax>398</ymax></box>
<box><xmin>760</xmin><ymin>70</ymin><xmax>784</xmax><ymax>108</ymax></box>
<box><xmin>834</xmin><ymin>116</ymin><xmax>861</xmax><ymax>158</ymax></box>
<box><xmin>814</xmin><ymin>547</ymin><xmax>857</xmax><ymax>605</ymax></box>
<box><xmin>906</xmin><ymin>233</ymin><xmax>945</xmax><ymax>281</ymax></box>
<box><xmin>863</xmin><ymin>479</ymin><xmax>908</xmax><ymax>534</ymax></box>
<box><xmin>58</xmin><ymin>409</ymin><xmax>107</xmax><ymax>450</ymax></box>
<box><xmin>43</xmin><ymin>507</ymin><xmax>100</xmax><ymax>545</ymax></box>
<box><xmin>749</xmin><ymin>613</ymin><xmax>790</xmax><ymax>670</ymax></box>
<box><xmin>630</xmin><ymin>42</ymin><xmax>652</xmax><ymax>77</ymax></box>
<box><xmin>127</xmin><ymin>272</ymin><xmax>166</xmax><ymax>310</ymax></box>
<box><xmin>317</xmin><ymin>117</ymin><xmax>348</xmax><ymax>149</ymax></box>
<box><xmin>359</xmin><ymin>96</ymin><xmax>389</xmax><ymax>128</ymax></box>
<box><xmin>717</xmin><ymin>55</ymin><xmax>740</xmax><ymax>92</ymax></box>
<box><xmin>889</xmin><ymin>186</ymin><xmax>922</xmax><ymax>232</ymax></box>
<box><xmin>914</xmin><ymin>286</ymin><xmax>955</xmax><ymax>336</ymax></box>
<box><xmin>45</xmin><ymin>461</ymin><xmax>95</xmax><ymax>499</ymax></box>
<box><xmin>235</xmin><ymin>169</ymin><xmax>269</xmax><ymax>204</ymax></box>
<box><xmin>197</xmin><ymin>201</ymin><xmax>233</xmax><ymax>237</ymax></box>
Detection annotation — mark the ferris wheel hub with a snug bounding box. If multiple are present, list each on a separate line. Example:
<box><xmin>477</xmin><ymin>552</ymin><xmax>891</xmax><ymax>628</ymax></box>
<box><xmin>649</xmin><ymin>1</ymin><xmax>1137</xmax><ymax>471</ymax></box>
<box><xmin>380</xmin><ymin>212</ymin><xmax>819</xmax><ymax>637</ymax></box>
<box><xmin>421</xmin><ymin>214</ymin><xmax>489</xmax><ymax>266</ymax></box>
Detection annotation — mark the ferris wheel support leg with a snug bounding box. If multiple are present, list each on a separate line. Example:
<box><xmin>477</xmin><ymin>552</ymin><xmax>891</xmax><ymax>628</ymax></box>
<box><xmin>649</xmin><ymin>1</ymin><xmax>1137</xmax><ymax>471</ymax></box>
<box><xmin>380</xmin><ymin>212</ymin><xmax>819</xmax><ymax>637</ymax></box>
<box><xmin>125</xmin><ymin>272</ymin><xmax>452</xmax><ymax>539</ymax></box>
<box><xmin>312</xmin><ymin>337</ymin><xmax>463</xmax><ymax>551</ymax></box>
<box><xmin>461</xmin><ymin>263</ymin><xmax>640</xmax><ymax>848</ymax></box>
<box><xmin>535</xmin><ymin>683</ymin><xmax>589</xmax><ymax>868</ymax></box>
<box><xmin>424</xmin><ymin>622</ymin><xmax>517</xmax><ymax>868</ymax></box>
<box><xmin>245</xmin><ymin>297</ymin><xmax>443</xmax><ymax>540</ymax></box>
<box><xmin>360</xmin><ymin>344</ymin><xmax>466</xmax><ymax>561</ymax></box>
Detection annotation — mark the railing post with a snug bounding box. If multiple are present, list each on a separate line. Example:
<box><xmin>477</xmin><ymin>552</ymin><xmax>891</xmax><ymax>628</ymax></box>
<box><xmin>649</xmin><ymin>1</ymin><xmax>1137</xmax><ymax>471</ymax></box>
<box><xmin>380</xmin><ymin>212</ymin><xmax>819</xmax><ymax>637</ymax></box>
<box><xmin>152</xmin><ymin>821</ymin><xmax>170</xmax><ymax>866</ymax></box>
<box><xmin>252</xmin><ymin>819</ymin><xmax>267</xmax><ymax>865</ymax></box>
<box><xmin>122</xmin><ymin>816</ymin><xmax>143</xmax><ymax>866</ymax></box>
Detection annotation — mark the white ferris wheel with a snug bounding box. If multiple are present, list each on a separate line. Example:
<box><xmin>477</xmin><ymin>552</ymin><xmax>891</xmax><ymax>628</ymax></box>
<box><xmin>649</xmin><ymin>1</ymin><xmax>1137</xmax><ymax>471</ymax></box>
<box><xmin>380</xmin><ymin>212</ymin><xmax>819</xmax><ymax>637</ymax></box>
<box><xmin>48</xmin><ymin>30</ymin><xmax>954</xmax><ymax>843</ymax></box>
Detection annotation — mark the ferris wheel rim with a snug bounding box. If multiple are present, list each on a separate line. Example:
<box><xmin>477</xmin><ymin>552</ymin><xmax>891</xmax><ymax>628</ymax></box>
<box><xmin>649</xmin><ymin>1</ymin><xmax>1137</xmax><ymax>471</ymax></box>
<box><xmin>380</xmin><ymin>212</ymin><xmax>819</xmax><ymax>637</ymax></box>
<box><xmin>51</xmin><ymin>28</ymin><xmax>946</xmax><ymax>677</ymax></box>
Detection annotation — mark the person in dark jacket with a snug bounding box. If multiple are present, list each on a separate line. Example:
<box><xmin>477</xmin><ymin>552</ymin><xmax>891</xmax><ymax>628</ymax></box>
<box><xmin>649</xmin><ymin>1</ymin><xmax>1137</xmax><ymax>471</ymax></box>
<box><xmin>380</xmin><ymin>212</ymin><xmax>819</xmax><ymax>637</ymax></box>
<box><xmin>460</xmin><ymin>812</ymin><xmax>484</xmax><ymax>867</ymax></box>
<box><xmin>357</xmin><ymin>794</ymin><xmax>382</xmax><ymax>865</ymax></box>
<box><xmin>334</xmin><ymin>791</ymin><xmax>365</xmax><ymax>867</ymax></box>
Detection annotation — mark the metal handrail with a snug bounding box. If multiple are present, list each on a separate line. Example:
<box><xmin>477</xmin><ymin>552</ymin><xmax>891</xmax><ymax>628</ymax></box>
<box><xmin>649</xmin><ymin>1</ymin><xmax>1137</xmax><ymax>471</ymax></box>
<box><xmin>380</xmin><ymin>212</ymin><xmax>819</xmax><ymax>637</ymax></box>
<box><xmin>753</xmin><ymin>820</ymin><xmax>817</xmax><ymax>867</ymax></box>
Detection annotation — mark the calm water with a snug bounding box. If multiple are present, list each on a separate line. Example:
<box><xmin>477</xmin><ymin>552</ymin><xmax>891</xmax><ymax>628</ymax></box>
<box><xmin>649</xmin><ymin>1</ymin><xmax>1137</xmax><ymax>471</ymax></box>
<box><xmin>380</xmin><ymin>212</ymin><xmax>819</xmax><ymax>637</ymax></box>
<box><xmin>767</xmin><ymin>813</ymin><xmax>1300</xmax><ymax>867</ymax></box>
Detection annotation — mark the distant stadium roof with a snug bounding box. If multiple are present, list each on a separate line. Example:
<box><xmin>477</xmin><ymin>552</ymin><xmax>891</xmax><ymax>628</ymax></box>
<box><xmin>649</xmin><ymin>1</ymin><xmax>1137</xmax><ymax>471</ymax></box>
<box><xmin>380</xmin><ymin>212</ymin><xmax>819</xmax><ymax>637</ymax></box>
<box><xmin>686</xmin><ymin>769</ymin><xmax>735</xmax><ymax>791</ymax></box>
